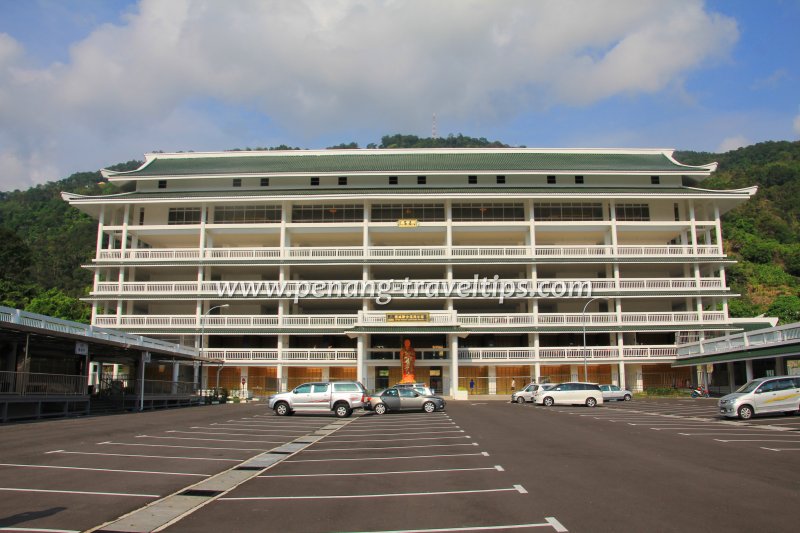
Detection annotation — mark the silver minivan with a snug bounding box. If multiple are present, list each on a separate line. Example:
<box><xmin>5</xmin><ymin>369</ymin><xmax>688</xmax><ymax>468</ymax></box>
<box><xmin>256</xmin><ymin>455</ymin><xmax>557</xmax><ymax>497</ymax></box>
<box><xmin>533</xmin><ymin>382</ymin><xmax>604</xmax><ymax>407</ymax></box>
<box><xmin>718</xmin><ymin>375</ymin><xmax>800</xmax><ymax>420</ymax></box>
<box><xmin>511</xmin><ymin>383</ymin><xmax>555</xmax><ymax>404</ymax></box>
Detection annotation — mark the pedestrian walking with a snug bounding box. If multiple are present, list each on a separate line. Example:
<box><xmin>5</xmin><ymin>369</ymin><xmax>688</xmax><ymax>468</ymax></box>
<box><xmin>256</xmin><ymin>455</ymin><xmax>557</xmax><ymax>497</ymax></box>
<box><xmin>469</xmin><ymin>378</ymin><xmax>475</xmax><ymax>395</ymax></box>
<box><xmin>511</xmin><ymin>378</ymin><xmax>516</xmax><ymax>392</ymax></box>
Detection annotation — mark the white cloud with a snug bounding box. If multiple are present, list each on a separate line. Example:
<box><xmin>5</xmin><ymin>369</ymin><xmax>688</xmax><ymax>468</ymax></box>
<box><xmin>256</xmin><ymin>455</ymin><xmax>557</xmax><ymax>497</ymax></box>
<box><xmin>0</xmin><ymin>0</ymin><xmax>740</xmax><ymax>188</ymax></box>
<box><xmin>717</xmin><ymin>135</ymin><xmax>750</xmax><ymax>153</ymax></box>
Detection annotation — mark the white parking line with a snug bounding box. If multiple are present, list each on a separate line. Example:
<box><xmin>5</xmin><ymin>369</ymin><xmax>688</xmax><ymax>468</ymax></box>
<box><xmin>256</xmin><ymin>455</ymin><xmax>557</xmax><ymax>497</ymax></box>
<box><xmin>286</xmin><ymin>452</ymin><xmax>488</xmax><ymax>463</ymax></box>
<box><xmin>340</xmin><ymin>425</ymin><xmax>458</xmax><ymax>432</ymax></box>
<box><xmin>761</xmin><ymin>447</ymin><xmax>800</xmax><ymax>451</ymax></box>
<box><xmin>329</xmin><ymin>430</ymin><xmax>464</xmax><ymax>437</ymax></box>
<box><xmin>335</xmin><ymin>517</ymin><xmax>567</xmax><ymax>533</ymax></box>
<box><xmin>0</xmin><ymin>487</ymin><xmax>158</xmax><ymax>498</ymax></box>
<box><xmin>715</xmin><ymin>439</ymin><xmax>800</xmax><ymax>443</ymax></box>
<box><xmin>219</xmin><ymin>486</ymin><xmax>527</xmax><ymax>501</ymax></box>
<box><xmin>304</xmin><ymin>443</ymin><xmax>479</xmax><ymax>452</ymax></box>
<box><xmin>0</xmin><ymin>463</ymin><xmax>209</xmax><ymax>477</ymax></box>
<box><xmin>99</xmin><ymin>441</ymin><xmax>267</xmax><ymax>452</ymax></box>
<box><xmin>678</xmin><ymin>433</ymin><xmax>800</xmax><ymax>437</ymax></box>
<box><xmin>134</xmin><ymin>435</ymin><xmax>286</xmax><ymax>444</ymax></box>
<box><xmin>260</xmin><ymin>466</ymin><xmax>503</xmax><ymax>478</ymax></box>
<box><xmin>0</xmin><ymin>527</ymin><xmax>81</xmax><ymax>533</ymax></box>
<box><xmin>324</xmin><ymin>436</ymin><xmax>471</xmax><ymax>443</ymax></box>
<box><xmin>198</xmin><ymin>426</ymin><xmax>308</xmax><ymax>433</ymax></box>
<box><xmin>167</xmin><ymin>430</ymin><xmax>304</xmax><ymax>438</ymax></box>
<box><xmin>45</xmin><ymin>450</ymin><xmax>243</xmax><ymax>461</ymax></box>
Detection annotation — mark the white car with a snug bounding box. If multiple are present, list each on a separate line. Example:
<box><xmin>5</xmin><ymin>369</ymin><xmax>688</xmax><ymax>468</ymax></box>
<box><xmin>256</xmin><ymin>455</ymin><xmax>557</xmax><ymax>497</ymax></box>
<box><xmin>534</xmin><ymin>382</ymin><xmax>604</xmax><ymax>407</ymax></box>
<box><xmin>268</xmin><ymin>381</ymin><xmax>367</xmax><ymax>417</ymax></box>
<box><xmin>511</xmin><ymin>383</ymin><xmax>555</xmax><ymax>404</ymax></box>
<box><xmin>599</xmin><ymin>384</ymin><xmax>632</xmax><ymax>402</ymax></box>
<box><xmin>719</xmin><ymin>376</ymin><xmax>800</xmax><ymax>420</ymax></box>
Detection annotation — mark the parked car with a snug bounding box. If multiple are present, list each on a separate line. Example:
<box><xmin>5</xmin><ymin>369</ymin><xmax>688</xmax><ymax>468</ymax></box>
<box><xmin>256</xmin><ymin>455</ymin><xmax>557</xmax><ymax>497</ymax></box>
<box><xmin>599</xmin><ymin>384</ymin><xmax>633</xmax><ymax>402</ymax></box>
<box><xmin>268</xmin><ymin>381</ymin><xmax>367</xmax><ymax>417</ymax></box>
<box><xmin>369</xmin><ymin>387</ymin><xmax>446</xmax><ymax>414</ymax></box>
<box><xmin>511</xmin><ymin>383</ymin><xmax>555</xmax><ymax>404</ymax></box>
<box><xmin>718</xmin><ymin>375</ymin><xmax>800</xmax><ymax>420</ymax></box>
<box><xmin>534</xmin><ymin>382</ymin><xmax>604</xmax><ymax>407</ymax></box>
<box><xmin>394</xmin><ymin>382</ymin><xmax>436</xmax><ymax>397</ymax></box>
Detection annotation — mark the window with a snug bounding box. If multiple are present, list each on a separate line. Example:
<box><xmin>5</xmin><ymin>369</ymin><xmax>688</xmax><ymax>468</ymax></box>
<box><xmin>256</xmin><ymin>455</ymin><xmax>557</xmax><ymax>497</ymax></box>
<box><xmin>775</xmin><ymin>379</ymin><xmax>795</xmax><ymax>391</ymax></box>
<box><xmin>312</xmin><ymin>384</ymin><xmax>330</xmax><ymax>393</ymax></box>
<box><xmin>496</xmin><ymin>175</ymin><xmax>506</xmax><ymax>184</ymax></box>
<box><xmin>232</xmin><ymin>178</ymin><xmax>242</xmax><ymax>187</ymax></box>
<box><xmin>214</xmin><ymin>205</ymin><xmax>281</xmax><ymax>224</ymax></box>
<box><xmin>399</xmin><ymin>389</ymin><xmax>416</xmax><ymax>398</ymax></box>
<box><xmin>651</xmin><ymin>176</ymin><xmax>660</xmax><ymax>185</ymax></box>
<box><xmin>417</xmin><ymin>176</ymin><xmax>427</xmax><ymax>185</ymax></box>
<box><xmin>575</xmin><ymin>176</ymin><xmax>584</xmax><ymax>184</ymax></box>
<box><xmin>615</xmin><ymin>203</ymin><xmax>651</xmax><ymax>221</ymax></box>
<box><xmin>546</xmin><ymin>175</ymin><xmax>556</xmax><ymax>184</ymax></box>
<box><xmin>138</xmin><ymin>208</ymin><xmax>145</xmax><ymax>225</ymax></box>
<box><xmin>468</xmin><ymin>175</ymin><xmax>478</xmax><ymax>185</ymax></box>
<box><xmin>157</xmin><ymin>180</ymin><xmax>167</xmax><ymax>189</ymax></box>
<box><xmin>533</xmin><ymin>202</ymin><xmax>603</xmax><ymax>221</ymax></box>
<box><xmin>338</xmin><ymin>176</ymin><xmax>348</xmax><ymax>186</ymax></box>
<box><xmin>310</xmin><ymin>177</ymin><xmax>320</xmax><ymax>186</ymax></box>
<box><xmin>389</xmin><ymin>176</ymin><xmax>398</xmax><ymax>185</ymax></box>
<box><xmin>260</xmin><ymin>178</ymin><xmax>270</xmax><ymax>187</ymax></box>
<box><xmin>294</xmin><ymin>384</ymin><xmax>312</xmax><ymax>394</ymax></box>
<box><xmin>452</xmin><ymin>203</ymin><xmax>525</xmax><ymax>221</ymax></box>
<box><xmin>383</xmin><ymin>388</ymin><xmax>399</xmax><ymax>397</ymax></box>
<box><xmin>291</xmin><ymin>204</ymin><xmax>364</xmax><ymax>223</ymax></box>
<box><xmin>333</xmin><ymin>383</ymin><xmax>360</xmax><ymax>392</ymax></box>
<box><xmin>372</xmin><ymin>204</ymin><xmax>445</xmax><ymax>222</ymax></box>
<box><xmin>167</xmin><ymin>207</ymin><xmax>201</xmax><ymax>225</ymax></box>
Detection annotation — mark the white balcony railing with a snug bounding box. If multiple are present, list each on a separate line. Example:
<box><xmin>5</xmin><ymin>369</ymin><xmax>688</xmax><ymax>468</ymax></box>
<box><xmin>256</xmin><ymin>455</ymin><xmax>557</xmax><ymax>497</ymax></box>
<box><xmin>94</xmin><ymin>244</ymin><xmax>723</xmax><ymax>263</ymax></box>
<box><xmin>96</xmin><ymin>311</ymin><xmax>727</xmax><ymax>330</ymax></box>
<box><xmin>196</xmin><ymin>345</ymin><xmax>678</xmax><ymax>363</ymax></box>
<box><xmin>92</xmin><ymin>277</ymin><xmax>726</xmax><ymax>297</ymax></box>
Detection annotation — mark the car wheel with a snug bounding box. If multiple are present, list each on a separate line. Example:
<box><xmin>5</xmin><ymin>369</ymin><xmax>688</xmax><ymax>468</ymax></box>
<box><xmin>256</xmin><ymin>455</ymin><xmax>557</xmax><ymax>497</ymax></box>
<box><xmin>423</xmin><ymin>401</ymin><xmax>436</xmax><ymax>413</ymax></box>
<box><xmin>334</xmin><ymin>403</ymin><xmax>351</xmax><ymax>418</ymax></box>
<box><xmin>586</xmin><ymin>397</ymin><xmax>597</xmax><ymax>408</ymax></box>
<box><xmin>543</xmin><ymin>397</ymin><xmax>554</xmax><ymax>407</ymax></box>
<box><xmin>516</xmin><ymin>397</ymin><xmax>525</xmax><ymax>404</ymax></box>
<box><xmin>274</xmin><ymin>402</ymin><xmax>290</xmax><ymax>416</ymax></box>
<box><xmin>623</xmin><ymin>394</ymin><xmax>632</xmax><ymax>401</ymax></box>
<box><xmin>374</xmin><ymin>403</ymin><xmax>387</xmax><ymax>415</ymax></box>
<box><xmin>737</xmin><ymin>404</ymin><xmax>754</xmax><ymax>420</ymax></box>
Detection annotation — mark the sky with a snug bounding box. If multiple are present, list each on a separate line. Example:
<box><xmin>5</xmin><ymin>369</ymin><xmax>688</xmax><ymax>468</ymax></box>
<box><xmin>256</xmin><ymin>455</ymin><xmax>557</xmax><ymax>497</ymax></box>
<box><xmin>0</xmin><ymin>0</ymin><xmax>798</xmax><ymax>190</ymax></box>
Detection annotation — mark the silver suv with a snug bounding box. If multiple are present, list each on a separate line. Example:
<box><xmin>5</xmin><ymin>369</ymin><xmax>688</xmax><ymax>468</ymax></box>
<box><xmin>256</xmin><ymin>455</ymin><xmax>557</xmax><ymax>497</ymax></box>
<box><xmin>268</xmin><ymin>381</ymin><xmax>367</xmax><ymax>418</ymax></box>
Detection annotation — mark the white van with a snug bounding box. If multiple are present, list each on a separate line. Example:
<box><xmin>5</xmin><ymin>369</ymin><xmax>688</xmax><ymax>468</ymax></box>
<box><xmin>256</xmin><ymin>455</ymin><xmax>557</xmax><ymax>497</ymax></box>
<box><xmin>533</xmin><ymin>382</ymin><xmax>604</xmax><ymax>407</ymax></box>
<box><xmin>718</xmin><ymin>375</ymin><xmax>800</xmax><ymax>420</ymax></box>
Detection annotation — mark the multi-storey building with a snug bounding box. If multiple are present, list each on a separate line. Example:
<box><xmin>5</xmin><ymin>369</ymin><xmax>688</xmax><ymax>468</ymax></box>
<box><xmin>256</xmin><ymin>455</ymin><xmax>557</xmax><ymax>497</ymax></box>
<box><xmin>63</xmin><ymin>148</ymin><xmax>771</xmax><ymax>397</ymax></box>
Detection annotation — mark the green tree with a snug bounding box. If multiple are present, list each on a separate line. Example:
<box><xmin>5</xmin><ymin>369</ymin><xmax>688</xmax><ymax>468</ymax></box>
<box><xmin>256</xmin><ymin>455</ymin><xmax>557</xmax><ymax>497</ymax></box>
<box><xmin>765</xmin><ymin>295</ymin><xmax>800</xmax><ymax>325</ymax></box>
<box><xmin>0</xmin><ymin>227</ymin><xmax>32</xmax><ymax>284</ymax></box>
<box><xmin>25</xmin><ymin>287</ymin><xmax>91</xmax><ymax>323</ymax></box>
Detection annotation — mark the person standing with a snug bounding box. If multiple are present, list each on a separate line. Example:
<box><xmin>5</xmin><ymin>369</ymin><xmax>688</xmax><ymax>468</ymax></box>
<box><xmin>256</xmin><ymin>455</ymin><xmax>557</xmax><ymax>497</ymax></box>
<box><xmin>511</xmin><ymin>378</ymin><xmax>516</xmax><ymax>393</ymax></box>
<box><xmin>469</xmin><ymin>378</ymin><xmax>475</xmax><ymax>395</ymax></box>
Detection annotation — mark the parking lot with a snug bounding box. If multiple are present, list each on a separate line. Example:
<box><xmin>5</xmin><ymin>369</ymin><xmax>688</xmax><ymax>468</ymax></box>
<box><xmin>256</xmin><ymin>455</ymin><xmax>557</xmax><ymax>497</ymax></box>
<box><xmin>0</xmin><ymin>398</ymin><xmax>797</xmax><ymax>532</ymax></box>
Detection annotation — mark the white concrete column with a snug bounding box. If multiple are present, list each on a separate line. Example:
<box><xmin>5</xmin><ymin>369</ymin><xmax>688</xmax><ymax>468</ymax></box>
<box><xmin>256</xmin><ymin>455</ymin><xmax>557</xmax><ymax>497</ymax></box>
<box><xmin>775</xmin><ymin>356</ymin><xmax>785</xmax><ymax>376</ymax></box>
<box><xmin>570</xmin><ymin>365</ymin><xmax>579</xmax><ymax>382</ymax></box>
<box><xmin>727</xmin><ymin>362</ymin><xmax>736</xmax><ymax>392</ymax></box>
<box><xmin>745</xmin><ymin>360</ymin><xmax>754</xmax><ymax>381</ymax></box>
<box><xmin>531</xmin><ymin>364</ymin><xmax>538</xmax><ymax>383</ymax></box>
<box><xmin>618</xmin><ymin>361</ymin><xmax>626</xmax><ymax>389</ymax></box>
<box><xmin>488</xmin><ymin>366</ymin><xmax>497</xmax><ymax>395</ymax></box>
<box><xmin>688</xmin><ymin>200</ymin><xmax>698</xmax><ymax>254</ymax></box>
<box><xmin>171</xmin><ymin>361</ymin><xmax>180</xmax><ymax>394</ymax></box>
<box><xmin>449</xmin><ymin>334</ymin><xmax>459</xmax><ymax>397</ymax></box>
<box><xmin>356</xmin><ymin>336</ymin><xmax>365</xmax><ymax>386</ymax></box>
<box><xmin>277</xmin><ymin>364</ymin><xmax>287</xmax><ymax>392</ymax></box>
<box><xmin>611</xmin><ymin>364</ymin><xmax>619</xmax><ymax>386</ymax></box>
<box><xmin>626</xmin><ymin>363</ymin><xmax>643</xmax><ymax>392</ymax></box>
<box><xmin>321</xmin><ymin>367</ymin><xmax>330</xmax><ymax>382</ymax></box>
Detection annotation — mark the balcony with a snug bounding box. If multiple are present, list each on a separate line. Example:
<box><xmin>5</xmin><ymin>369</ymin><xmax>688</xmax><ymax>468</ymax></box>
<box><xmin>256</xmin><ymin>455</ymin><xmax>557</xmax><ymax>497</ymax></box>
<box><xmin>202</xmin><ymin>348</ymin><xmax>357</xmax><ymax>363</ymax></box>
<box><xmin>91</xmin><ymin>277</ymin><xmax>726</xmax><ymax>298</ymax></box>
<box><xmin>458</xmin><ymin>345</ymin><xmax>677</xmax><ymax>362</ymax></box>
<box><xmin>93</xmin><ymin>244</ymin><xmax>723</xmax><ymax>264</ymax></box>
<box><xmin>95</xmin><ymin>311</ymin><xmax>728</xmax><ymax>331</ymax></box>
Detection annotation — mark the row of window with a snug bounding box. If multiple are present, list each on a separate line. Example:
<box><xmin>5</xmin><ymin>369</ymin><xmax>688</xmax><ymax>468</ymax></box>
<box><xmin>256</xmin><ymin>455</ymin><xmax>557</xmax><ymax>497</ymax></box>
<box><xmin>165</xmin><ymin>203</ymin><xmax>652</xmax><ymax>225</ymax></box>
<box><xmin>156</xmin><ymin>175</ymin><xmax>662</xmax><ymax>189</ymax></box>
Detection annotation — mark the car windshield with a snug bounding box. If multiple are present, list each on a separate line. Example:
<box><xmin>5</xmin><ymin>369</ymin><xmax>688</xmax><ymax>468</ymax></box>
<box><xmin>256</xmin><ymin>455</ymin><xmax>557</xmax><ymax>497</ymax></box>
<box><xmin>735</xmin><ymin>380</ymin><xmax>761</xmax><ymax>393</ymax></box>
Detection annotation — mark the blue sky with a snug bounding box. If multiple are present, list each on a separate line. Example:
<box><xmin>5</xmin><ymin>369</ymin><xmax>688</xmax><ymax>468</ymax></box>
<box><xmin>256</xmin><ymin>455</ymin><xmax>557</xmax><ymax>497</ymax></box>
<box><xmin>0</xmin><ymin>0</ymin><xmax>798</xmax><ymax>189</ymax></box>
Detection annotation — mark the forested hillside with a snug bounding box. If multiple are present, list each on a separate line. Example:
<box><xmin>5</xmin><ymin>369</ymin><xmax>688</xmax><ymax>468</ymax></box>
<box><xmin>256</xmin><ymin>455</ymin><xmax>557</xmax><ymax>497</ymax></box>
<box><xmin>0</xmin><ymin>138</ymin><xmax>798</xmax><ymax>324</ymax></box>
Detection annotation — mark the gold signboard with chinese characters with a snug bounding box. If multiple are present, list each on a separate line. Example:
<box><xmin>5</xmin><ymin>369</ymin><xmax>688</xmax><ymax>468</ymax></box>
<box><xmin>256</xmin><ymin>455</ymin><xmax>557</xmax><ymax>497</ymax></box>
<box><xmin>386</xmin><ymin>312</ymin><xmax>430</xmax><ymax>322</ymax></box>
<box><xmin>397</xmin><ymin>219</ymin><xmax>419</xmax><ymax>228</ymax></box>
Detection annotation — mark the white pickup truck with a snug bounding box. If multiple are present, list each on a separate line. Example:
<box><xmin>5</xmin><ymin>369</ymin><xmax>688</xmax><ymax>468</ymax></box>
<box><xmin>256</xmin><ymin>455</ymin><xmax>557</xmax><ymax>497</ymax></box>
<box><xmin>268</xmin><ymin>381</ymin><xmax>367</xmax><ymax>418</ymax></box>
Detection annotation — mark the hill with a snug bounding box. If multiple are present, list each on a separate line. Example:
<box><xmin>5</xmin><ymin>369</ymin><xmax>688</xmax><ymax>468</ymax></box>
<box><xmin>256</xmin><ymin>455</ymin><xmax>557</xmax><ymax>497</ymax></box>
<box><xmin>0</xmin><ymin>139</ymin><xmax>798</xmax><ymax>324</ymax></box>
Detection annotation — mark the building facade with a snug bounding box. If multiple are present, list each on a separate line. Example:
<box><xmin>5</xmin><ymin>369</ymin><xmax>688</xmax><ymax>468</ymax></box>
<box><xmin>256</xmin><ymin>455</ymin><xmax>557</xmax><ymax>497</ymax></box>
<box><xmin>63</xmin><ymin>148</ymin><xmax>770</xmax><ymax>397</ymax></box>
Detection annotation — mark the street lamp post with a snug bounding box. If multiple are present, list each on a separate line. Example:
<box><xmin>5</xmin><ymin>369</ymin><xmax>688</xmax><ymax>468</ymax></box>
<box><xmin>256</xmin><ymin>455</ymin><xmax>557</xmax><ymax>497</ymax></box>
<box><xmin>200</xmin><ymin>304</ymin><xmax>229</xmax><ymax>392</ymax></box>
<box><xmin>582</xmin><ymin>297</ymin><xmax>609</xmax><ymax>382</ymax></box>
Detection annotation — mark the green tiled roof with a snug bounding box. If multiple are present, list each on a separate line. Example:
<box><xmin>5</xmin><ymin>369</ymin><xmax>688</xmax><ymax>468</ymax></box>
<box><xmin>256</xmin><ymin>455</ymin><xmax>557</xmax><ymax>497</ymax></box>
<box><xmin>113</xmin><ymin>151</ymin><xmax>711</xmax><ymax>177</ymax></box>
<box><xmin>71</xmin><ymin>186</ymin><xmax>743</xmax><ymax>202</ymax></box>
